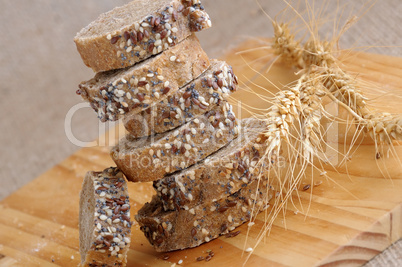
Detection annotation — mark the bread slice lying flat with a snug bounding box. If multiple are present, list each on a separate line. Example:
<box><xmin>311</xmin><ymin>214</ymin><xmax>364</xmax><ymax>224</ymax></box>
<box><xmin>123</xmin><ymin>59</ymin><xmax>239</xmax><ymax>138</ymax></box>
<box><xmin>154</xmin><ymin>118</ymin><xmax>271</xmax><ymax>211</ymax></box>
<box><xmin>78</xmin><ymin>34</ymin><xmax>209</xmax><ymax>122</ymax></box>
<box><xmin>79</xmin><ymin>167</ymin><xmax>132</xmax><ymax>267</ymax></box>
<box><xmin>111</xmin><ymin>102</ymin><xmax>239</xmax><ymax>182</ymax></box>
<box><xmin>136</xmin><ymin>177</ymin><xmax>273</xmax><ymax>252</ymax></box>
<box><xmin>74</xmin><ymin>0</ymin><xmax>211</xmax><ymax>72</ymax></box>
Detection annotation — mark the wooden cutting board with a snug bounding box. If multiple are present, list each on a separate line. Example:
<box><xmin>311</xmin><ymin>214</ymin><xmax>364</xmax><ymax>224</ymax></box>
<box><xmin>0</xmin><ymin>39</ymin><xmax>401</xmax><ymax>267</ymax></box>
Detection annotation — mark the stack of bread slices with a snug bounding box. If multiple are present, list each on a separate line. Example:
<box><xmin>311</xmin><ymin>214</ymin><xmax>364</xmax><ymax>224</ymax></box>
<box><xmin>74</xmin><ymin>0</ymin><xmax>273</xmax><ymax>265</ymax></box>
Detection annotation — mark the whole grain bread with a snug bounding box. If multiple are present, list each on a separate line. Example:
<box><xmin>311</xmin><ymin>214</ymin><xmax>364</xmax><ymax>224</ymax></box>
<box><xmin>123</xmin><ymin>59</ymin><xmax>238</xmax><ymax>138</ymax></box>
<box><xmin>136</xmin><ymin>177</ymin><xmax>273</xmax><ymax>252</ymax></box>
<box><xmin>153</xmin><ymin>118</ymin><xmax>274</xmax><ymax>211</ymax></box>
<box><xmin>78</xmin><ymin>34</ymin><xmax>209</xmax><ymax>122</ymax></box>
<box><xmin>111</xmin><ymin>102</ymin><xmax>239</xmax><ymax>182</ymax></box>
<box><xmin>79</xmin><ymin>167</ymin><xmax>132</xmax><ymax>267</ymax></box>
<box><xmin>74</xmin><ymin>0</ymin><xmax>211</xmax><ymax>72</ymax></box>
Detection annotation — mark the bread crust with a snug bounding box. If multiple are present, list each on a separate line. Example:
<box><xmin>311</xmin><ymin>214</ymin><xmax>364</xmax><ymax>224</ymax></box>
<box><xmin>79</xmin><ymin>167</ymin><xmax>131</xmax><ymax>267</ymax></box>
<box><xmin>111</xmin><ymin>102</ymin><xmax>239</xmax><ymax>182</ymax></box>
<box><xmin>78</xmin><ymin>34</ymin><xmax>210</xmax><ymax>122</ymax></box>
<box><xmin>123</xmin><ymin>59</ymin><xmax>238</xmax><ymax>138</ymax></box>
<box><xmin>153</xmin><ymin>118</ymin><xmax>273</xmax><ymax>211</ymax></box>
<box><xmin>74</xmin><ymin>0</ymin><xmax>211</xmax><ymax>72</ymax></box>
<box><xmin>136</xmin><ymin>178</ymin><xmax>273</xmax><ymax>252</ymax></box>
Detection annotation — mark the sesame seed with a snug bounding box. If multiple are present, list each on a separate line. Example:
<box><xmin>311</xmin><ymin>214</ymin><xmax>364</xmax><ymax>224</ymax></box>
<box><xmin>202</xmin><ymin>138</ymin><xmax>209</xmax><ymax>144</ymax></box>
<box><xmin>170</xmin><ymin>55</ymin><xmax>177</xmax><ymax>62</ymax></box>
<box><xmin>99</xmin><ymin>215</ymin><xmax>107</xmax><ymax>221</ymax></box>
<box><xmin>107</xmin><ymin>34</ymin><xmax>112</xmax><ymax>40</ymax></box>
<box><xmin>205</xmin><ymin>237</ymin><xmax>210</xmax><ymax>242</ymax></box>
<box><xmin>149</xmin><ymin>149</ymin><xmax>154</xmax><ymax>156</ymax></box>
<box><xmin>126</xmin><ymin>46</ymin><xmax>132</xmax><ymax>53</ymax></box>
<box><xmin>189</xmin><ymin>208</ymin><xmax>195</xmax><ymax>215</ymax></box>
<box><xmin>155</xmin><ymin>40</ymin><xmax>162</xmax><ymax>47</ymax></box>
<box><xmin>207</xmin><ymin>20</ymin><xmax>212</xmax><ymax>27</ymax></box>
<box><xmin>171</xmin><ymin>27</ymin><xmax>178</xmax><ymax>33</ymax></box>
<box><xmin>147</xmin><ymin>73</ymin><xmax>154</xmax><ymax>78</ymax></box>
<box><xmin>245</xmin><ymin>247</ymin><xmax>253</xmax><ymax>253</ymax></box>
<box><xmin>228</xmin><ymin>215</ymin><xmax>232</xmax><ymax>222</ymax></box>
<box><xmin>165</xmin><ymin>143</ymin><xmax>172</xmax><ymax>149</ymax></box>
<box><xmin>157</xmin><ymin>75</ymin><xmax>164</xmax><ymax>80</ymax></box>
<box><xmin>178</xmin><ymin>260</ymin><xmax>183</xmax><ymax>265</ymax></box>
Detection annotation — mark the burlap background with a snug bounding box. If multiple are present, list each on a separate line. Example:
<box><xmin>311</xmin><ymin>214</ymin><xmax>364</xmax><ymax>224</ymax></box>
<box><xmin>0</xmin><ymin>0</ymin><xmax>400</xmax><ymax>265</ymax></box>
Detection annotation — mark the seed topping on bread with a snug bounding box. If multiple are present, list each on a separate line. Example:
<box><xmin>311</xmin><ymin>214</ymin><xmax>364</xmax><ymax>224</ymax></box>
<box><xmin>78</xmin><ymin>34</ymin><xmax>209</xmax><ymax>122</ymax></box>
<box><xmin>103</xmin><ymin>0</ymin><xmax>211</xmax><ymax>68</ymax></box>
<box><xmin>90</xmin><ymin>168</ymin><xmax>131</xmax><ymax>259</ymax></box>
<box><xmin>123</xmin><ymin>61</ymin><xmax>238</xmax><ymax>137</ymax></box>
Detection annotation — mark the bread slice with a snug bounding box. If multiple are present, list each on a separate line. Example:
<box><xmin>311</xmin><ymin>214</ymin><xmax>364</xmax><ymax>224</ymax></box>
<box><xmin>78</xmin><ymin>34</ymin><xmax>209</xmax><ymax>122</ymax></box>
<box><xmin>111</xmin><ymin>102</ymin><xmax>239</xmax><ymax>182</ymax></box>
<box><xmin>74</xmin><ymin>0</ymin><xmax>211</xmax><ymax>72</ymax></box>
<box><xmin>154</xmin><ymin>118</ymin><xmax>270</xmax><ymax>211</ymax></box>
<box><xmin>136</xmin><ymin>177</ymin><xmax>273</xmax><ymax>252</ymax></box>
<box><xmin>123</xmin><ymin>59</ymin><xmax>239</xmax><ymax>138</ymax></box>
<box><xmin>79</xmin><ymin>167</ymin><xmax>132</xmax><ymax>267</ymax></box>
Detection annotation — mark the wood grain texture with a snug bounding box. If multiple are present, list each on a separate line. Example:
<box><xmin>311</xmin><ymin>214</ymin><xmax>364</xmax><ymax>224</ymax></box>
<box><xmin>0</xmin><ymin>39</ymin><xmax>401</xmax><ymax>266</ymax></box>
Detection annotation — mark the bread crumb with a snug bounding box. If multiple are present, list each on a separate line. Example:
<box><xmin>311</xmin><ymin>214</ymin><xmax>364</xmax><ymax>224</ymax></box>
<box><xmin>71</xmin><ymin>255</ymin><xmax>74</xmax><ymax>260</ymax></box>
<box><xmin>178</xmin><ymin>259</ymin><xmax>183</xmax><ymax>265</ymax></box>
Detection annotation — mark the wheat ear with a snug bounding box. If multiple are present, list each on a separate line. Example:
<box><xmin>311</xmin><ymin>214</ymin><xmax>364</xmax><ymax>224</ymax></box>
<box><xmin>273</xmin><ymin>20</ymin><xmax>402</xmax><ymax>145</ymax></box>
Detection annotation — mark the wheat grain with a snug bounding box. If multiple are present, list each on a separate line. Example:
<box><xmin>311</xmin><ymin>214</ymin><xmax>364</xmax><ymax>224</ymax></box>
<box><xmin>272</xmin><ymin>22</ymin><xmax>304</xmax><ymax>69</ymax></box>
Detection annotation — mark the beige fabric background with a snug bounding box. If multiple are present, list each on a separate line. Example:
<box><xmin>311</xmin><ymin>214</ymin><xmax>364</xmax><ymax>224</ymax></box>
<box><xmin>0</xmin><ymin>0</ymin><xmax>401</xmax><ymax>265</ymax></box>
